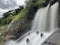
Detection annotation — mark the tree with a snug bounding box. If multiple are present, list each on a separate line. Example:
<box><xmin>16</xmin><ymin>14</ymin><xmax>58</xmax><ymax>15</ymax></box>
<box><xmin>15</xmin><ymin>6</ymin><xmax>24</xmax><ymax>15</ymax></box>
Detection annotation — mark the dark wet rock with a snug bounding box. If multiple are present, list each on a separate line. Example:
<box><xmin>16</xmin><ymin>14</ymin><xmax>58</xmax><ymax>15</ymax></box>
<box><xmin>40</xmin><ymin>33</ymin><xmax>44</xmax><ymax>38</ymax></box>
<box><xmin>45</xmin><ymin>0</ymin><xmax>58</xmax><ymax>6</ymax></box>
<box><xmin>48</xmin><ymin>42</ymin><xmax>52</xmax><ymax>44</ymax></box>
<box><xmin>26</xmin><ymin>38</ymin><xmax>30</xmax><ymax>43</ymax></box>
<box><xmin>28</xmin><ymin>33</ymin><xmax>30</xmax><ymax>35</ymax></box>
<box><xmin>44</xmin><ymin>41</ymin><xmax>48</xmax><ymax>43</ymax></box>
<box><xmin>52</xmin><ymin>43</ymin><xmax>56</xmax><ymax>45</ymax></box>
<box><xmin>36</xmin><ymin>31</ymin><xmax>39</xmax><ymax>34</ymax></box>
<box><xmin>44</xmin><ymin>41</ymin><xmax>56</xmax><ymax>45</ymax></box>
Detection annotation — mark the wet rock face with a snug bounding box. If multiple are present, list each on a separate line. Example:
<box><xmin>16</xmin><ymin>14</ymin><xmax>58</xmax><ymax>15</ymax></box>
<box><xmin>28</xmin><ymin>33</ymin><xmax>30</xmax><ymax>35</ymax></box>
<box><xmin>45</xmin><ymin>0</ymin><xmax>58</xmax><ymax>6</ymax></box>
<box><xmin>50</xmin><ymin>0</ymin><xmax>58</xmax><ymax>5</ymax></box>
<box><xmin>40</xmin><ymin>33</ymin><xmax>44</xmax><ymax>38</ymax></box>
<box><xmin>44</xmin><ymin>41</ymin><xmax>56</xmax><ymax>45</ymax></box>
<box><xmin>26</xmin><ymin>38</ymin><xmax>30</xmax><ymax>43</ymax></box>
<box><xmin>36</xmin><ymin>31</ymin><xmax>39</xmax><ymax>34</ymax></box>
<box><xmin>42</xmin><ymin>0</ymin><xmax>58</xmax><ymax>7</ymax></box>
<box><xmin>26</xmin><ymin>5</ymin><xmax>38</xmax><ymax>21</ymax></box>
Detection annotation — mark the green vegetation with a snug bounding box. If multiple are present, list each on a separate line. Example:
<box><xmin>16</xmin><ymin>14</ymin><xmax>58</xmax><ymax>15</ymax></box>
<box><xmin>0</xmin><ymin>0</ymin><xmax>45</xmax><ymax>26</ymax></box>
<box><xmin>0</xmin><ymin>6</ymin><xmax>24</xmax><ymax>45</ymax></box>
<box><xmin>0</xmin><ymin>25</ymin><xmax>8</xmax><ymax>45</ymax></box>
<box><xmin>13</xmin><ymin>6</ymin><xmax>28</xmax><ymax>21</ymax></box>
<box><xmin>0</xmin><ymin>16</ymin><xmax>13</xmax><ymax>26</ymax></box>
<box><xmin>0</xmin><ymin>6</ymin><xmax>24</xmax><ymax>26</ymax></box>
<box><xmin>0</xmin><ymin>25</ymin><xmax>7</xmax><ymax>35</ymax></box>
<box><xmin>13</xmin><ymin>0</ymin><xmax>45</xmax><ymax>21</ymax></box>
<box><xmin>0</xmin><ymin>0</ymin><xmax>46</xmax><ymax>45</ymax></box>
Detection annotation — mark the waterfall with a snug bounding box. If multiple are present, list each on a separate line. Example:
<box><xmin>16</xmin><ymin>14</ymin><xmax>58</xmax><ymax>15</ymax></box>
<box><xmin>31</xmin><ymin>4</ymin><xmax>50</xmax><ymax>32</ymax></box>
<box><xmin>50</xmin><ymin>2</ymin><xmax>58</xmax><ymax>30</ymax></box>
<box><xmin>5</xmin><ymin>2</ymin><xmax>59</xmax><ymax>45</ymax></box>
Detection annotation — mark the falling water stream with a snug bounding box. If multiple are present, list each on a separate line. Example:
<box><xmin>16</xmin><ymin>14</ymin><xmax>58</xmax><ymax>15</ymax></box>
<box><xmin>5</xmin><ymin>2</ymin><xmax>59</xmax><ymax>45</ymax></box>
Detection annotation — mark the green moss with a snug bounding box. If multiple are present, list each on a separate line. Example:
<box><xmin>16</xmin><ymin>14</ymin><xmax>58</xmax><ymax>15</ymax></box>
<box><xmin>0</xmin><ymin>25</ymin><xmax>7</xmax><ymax>35</ymax></box>
<box><xmin>13</xmin><ymin>7</ymin><xmax>28</xmax><ymax>21</ymax></box>
<box><xmin>37</xmin><ymin>0</ymin><xmax>45</xmax><ymax>4</ymax></box>
<box><xmin>0</xmin><ymin>25</ymin><xmax>8</xmax><ymax>45</ymax></box>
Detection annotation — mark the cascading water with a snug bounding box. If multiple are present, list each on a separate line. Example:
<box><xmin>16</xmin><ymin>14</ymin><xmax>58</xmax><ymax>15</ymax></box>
<box><xmin>50</xmin><ymin>2</ymin><xmax>58</xmax><ymax>30</ymax></box>
<box><xmin>5</xmin><ymin>2</ymin><xmax>59</xmax><ymax>45</ymax></box>
<box><xmin>31</xmin><ymin>4</ymin><xmax>50</xmax><ymax>32</ymax></box>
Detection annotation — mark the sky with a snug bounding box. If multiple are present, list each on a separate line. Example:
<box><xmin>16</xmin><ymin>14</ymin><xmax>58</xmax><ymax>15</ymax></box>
<box><xmin>0</xmin><ymin>0</ymin><xmax>26</xmax><ymax>18</ymax></box>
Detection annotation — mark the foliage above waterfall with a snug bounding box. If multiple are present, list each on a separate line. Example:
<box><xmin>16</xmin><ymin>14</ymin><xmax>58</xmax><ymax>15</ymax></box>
<box><xmin>0</xmin><ymin>0</ymin><xmax>47</xmax><ymax>45</ymax></box>
<box><xmin>0</xmin><ymin>6</ymin><xmax>24</xmax><ymax>26</ymax></box>
<box><xmin>0</xmin><ymin>0</ymin><xmax>46</xmax><ymax>26</ymax></box>
<box><xmin>13</xmin><ymin>0</ymin><xmax>46</xmax><ymax>21</ymax></box>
